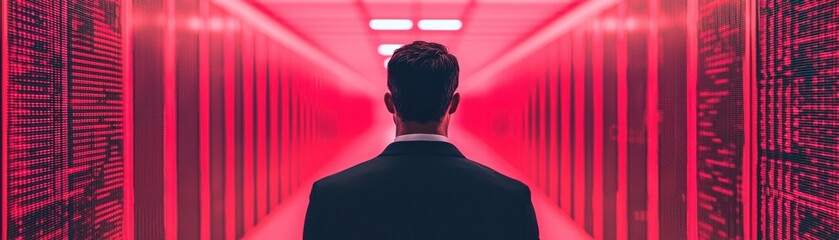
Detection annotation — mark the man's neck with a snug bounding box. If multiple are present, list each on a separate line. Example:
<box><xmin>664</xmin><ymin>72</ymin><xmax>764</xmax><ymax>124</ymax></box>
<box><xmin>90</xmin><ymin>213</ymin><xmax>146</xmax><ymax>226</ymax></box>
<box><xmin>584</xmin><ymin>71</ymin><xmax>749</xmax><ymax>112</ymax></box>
<box><xmin>396</xmin><ymin>121</ymin><xmax>447</xmax><ymax>137</ymax></box>
<box><xmin>397</xmin><ymin>130</ymin><xmax>446</xmax><ymax>137</ymax></box>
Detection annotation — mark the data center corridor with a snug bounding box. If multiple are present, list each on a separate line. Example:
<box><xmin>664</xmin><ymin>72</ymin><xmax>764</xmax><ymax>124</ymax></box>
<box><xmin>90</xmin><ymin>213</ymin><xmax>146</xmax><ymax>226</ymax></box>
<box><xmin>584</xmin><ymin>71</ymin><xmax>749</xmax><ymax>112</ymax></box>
<box><xmin>1</xmin><ymin>0</ymin><xmax>837</xmax><ymax>239</ymax></box>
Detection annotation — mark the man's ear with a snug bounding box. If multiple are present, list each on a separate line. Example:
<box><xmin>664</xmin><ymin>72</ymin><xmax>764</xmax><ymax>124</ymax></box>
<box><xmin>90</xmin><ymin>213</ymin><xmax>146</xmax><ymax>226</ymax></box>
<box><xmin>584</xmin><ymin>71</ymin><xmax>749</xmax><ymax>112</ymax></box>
<box><xmin>448</xmin><ymin>93</ymin><xmax>460</xmax><ymax>114</ymax></box>
<box><xmin>384</xmin><ymin>92</ymin><xmax>396</xmax><ymax>114</ymax></box>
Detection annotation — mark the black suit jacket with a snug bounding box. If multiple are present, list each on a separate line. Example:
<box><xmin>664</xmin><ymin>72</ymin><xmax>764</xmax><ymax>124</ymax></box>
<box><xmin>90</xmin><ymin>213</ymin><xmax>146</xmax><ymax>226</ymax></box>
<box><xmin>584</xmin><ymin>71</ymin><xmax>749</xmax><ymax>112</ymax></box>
<box><xmin>303</xmin><ymin>141</ymin><xmax>539</xmax><ymax>240</ymax></box>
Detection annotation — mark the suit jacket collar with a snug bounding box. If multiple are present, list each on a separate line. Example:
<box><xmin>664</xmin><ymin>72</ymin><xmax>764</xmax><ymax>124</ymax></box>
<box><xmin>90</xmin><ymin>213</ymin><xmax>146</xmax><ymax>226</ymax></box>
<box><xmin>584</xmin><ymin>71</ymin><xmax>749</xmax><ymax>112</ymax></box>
<box><xmin>379</xmin><ymin>141</ymin><xmax>465</xmax><ymax>158</ymax></box>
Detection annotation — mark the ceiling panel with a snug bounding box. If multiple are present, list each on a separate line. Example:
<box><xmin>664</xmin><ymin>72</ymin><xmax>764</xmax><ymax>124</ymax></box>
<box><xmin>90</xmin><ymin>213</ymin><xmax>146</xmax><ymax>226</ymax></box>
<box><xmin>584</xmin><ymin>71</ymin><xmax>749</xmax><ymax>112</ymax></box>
<box><xmin>421</xmin><ymin>0</ymin><xmax>470</xmax><ymax>3</ymax></box>
<box><xmin>286</xmin><ymin>22</ymin><xmax>367</xmax><ymax>34</ymax></box>
<box><xmin>262</xmin><ymin>3</ymin><xmax>360</xmax><ymax>19</ymax></box>
<box><xmin>420</xmin><ymin>3</ymin><xmax>470</xmax><ymax>18</ymax></box>
<box><xmin>476</xmin><ymin>0</ymin><xmax>575</xmax><ymax>3</ymax></box>
<box><xmin>250</xmin><ymin>0</ymin><xmax>580</xmax><ymax>83</ymax></box>
<box><xmin>256</xmin><ymin>0</ymin><xmax>355</xmax><ymax>3</ymax></box>
<box><xmin>362</xmin><ymin>0</ymin><xmax>415</xmax><ymax>3</ymax></box>
<box><xmin>470</xmin><ymin>3</ymin><xmax>565</xmax><ymax>19</ymax></box>
<box><xmin>364</xmin><ymin>3</ymin><xmax>415</xmax><ymax>18</ymax></box>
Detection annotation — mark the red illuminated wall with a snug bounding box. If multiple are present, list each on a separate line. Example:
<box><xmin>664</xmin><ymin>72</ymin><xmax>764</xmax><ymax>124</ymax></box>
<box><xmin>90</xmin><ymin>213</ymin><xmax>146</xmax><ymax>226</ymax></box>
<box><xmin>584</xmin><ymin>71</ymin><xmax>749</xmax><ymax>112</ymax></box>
<box><xmin>2</xmin><ymin>0</ymin><xmax>373</xmax><ymax>239</ymax></box>
<box><xmin>129</xmin><ymin>1</ymin><xmax>372</xmax><ymax>239</ymax></box>
<box><xmin>695</xmin><ymin>0</ymin><xmax>746</xmax><ymax>239</ymax></box>
<box><xmin>459</xmin><ymin>0</ymin><xmax>666</xmax><ymax>238</ymax></box>
<box><xmin>3</xmin><ymin>0</ymin><xmax>126</xmax><ymax>238</ymax></box>
<box><xmin>457</xmin><ymin>0</ymin><xmax>756</xmax><ymax>239</ymax></box>
<box><xmin>757</xmin><ymin>1</ymin><xmax>839</xmax><ymax>239</ymax></box>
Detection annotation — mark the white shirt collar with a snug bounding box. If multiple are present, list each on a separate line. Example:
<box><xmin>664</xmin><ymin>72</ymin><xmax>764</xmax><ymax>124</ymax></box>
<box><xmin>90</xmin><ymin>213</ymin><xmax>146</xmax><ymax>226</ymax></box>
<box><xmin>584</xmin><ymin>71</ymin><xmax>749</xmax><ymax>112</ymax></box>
<box><xmin>393</xmin><ymin>133</ymin><xmax>449</xmax><ymax>143</ymax></box>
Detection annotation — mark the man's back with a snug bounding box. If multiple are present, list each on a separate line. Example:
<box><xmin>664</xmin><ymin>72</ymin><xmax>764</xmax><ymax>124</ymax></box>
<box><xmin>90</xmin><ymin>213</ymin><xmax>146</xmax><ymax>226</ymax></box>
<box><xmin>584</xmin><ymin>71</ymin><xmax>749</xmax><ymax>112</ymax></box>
<box><xmin>303</xmin><ymin>141</ymin><xmax>539</xmax><ymax>240</ymax></box>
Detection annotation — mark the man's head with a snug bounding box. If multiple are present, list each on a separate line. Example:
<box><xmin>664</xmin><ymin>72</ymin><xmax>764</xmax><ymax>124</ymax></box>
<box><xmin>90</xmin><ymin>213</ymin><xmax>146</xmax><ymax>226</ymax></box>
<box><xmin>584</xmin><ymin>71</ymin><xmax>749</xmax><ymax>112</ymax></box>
<box><xmin>385</xmin><ymin>41</ymin><xmax>460</xmax><ymax>135</ymax></box>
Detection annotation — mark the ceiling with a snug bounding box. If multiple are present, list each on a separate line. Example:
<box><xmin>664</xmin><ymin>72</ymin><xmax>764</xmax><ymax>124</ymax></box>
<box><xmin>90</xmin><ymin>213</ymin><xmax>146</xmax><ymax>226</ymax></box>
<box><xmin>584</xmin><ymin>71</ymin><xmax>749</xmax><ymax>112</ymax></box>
<box><xmin>249</xmin><ymin>0</ymin><xmax>582</xmax><ymax>85</ymax></box>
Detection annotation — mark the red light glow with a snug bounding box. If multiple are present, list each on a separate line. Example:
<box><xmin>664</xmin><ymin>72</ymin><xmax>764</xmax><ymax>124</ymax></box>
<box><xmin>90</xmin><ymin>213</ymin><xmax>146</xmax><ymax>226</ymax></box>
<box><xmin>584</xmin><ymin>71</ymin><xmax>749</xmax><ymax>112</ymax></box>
<box><xmin>369</xmin><ymin>19</ymin><xmax>413</xmax><ymax>30</ymax></box>
<box><xmin>165</xmin><ymin>0</ymin><xmax>178</xmax><ymax>238</ymax></box>
<box><xmin>1</xmin><ymin>1</ymin><xmax>835</xmax><ymax>240</ymax></box>
<box><xmin>417</xmin><ymin>19</ymin><xmax>462</xmax><ymax>31</ymax></box>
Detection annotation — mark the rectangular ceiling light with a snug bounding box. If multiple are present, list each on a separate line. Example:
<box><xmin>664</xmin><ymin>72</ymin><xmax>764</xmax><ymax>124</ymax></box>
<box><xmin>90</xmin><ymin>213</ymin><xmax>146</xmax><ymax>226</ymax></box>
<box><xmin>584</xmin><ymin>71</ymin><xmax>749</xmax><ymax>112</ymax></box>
<box><xmin>418</xmin><ymin>19</ymin><xmax>462</xmax><ymax>31</ymax></box>
<box><xmin>369</xmin><ymin>19</ymin><xmax>413</xmax><ymax>30</ymax></box>
<box><xmin>378</xmin><ymin>44</ymin><xmax>403</xmax><ymax>56</ymax></box>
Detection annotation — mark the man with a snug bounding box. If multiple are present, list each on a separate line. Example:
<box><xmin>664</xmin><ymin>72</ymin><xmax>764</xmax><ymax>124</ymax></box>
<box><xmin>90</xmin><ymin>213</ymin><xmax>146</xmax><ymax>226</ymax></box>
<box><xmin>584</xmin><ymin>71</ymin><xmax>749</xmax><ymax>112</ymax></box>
<box><xmin>303</xmin><ymin>41</ymin><xmax>539</xmax><ymax>240</ymax></box>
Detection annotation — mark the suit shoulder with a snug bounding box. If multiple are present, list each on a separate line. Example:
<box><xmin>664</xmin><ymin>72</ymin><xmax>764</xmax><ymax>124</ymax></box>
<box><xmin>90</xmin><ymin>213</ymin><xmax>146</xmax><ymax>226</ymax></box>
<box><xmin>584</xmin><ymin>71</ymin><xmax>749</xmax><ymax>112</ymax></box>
<box><xmin>312</xmin><ymin>157</ymin><xmax>382</xmax><ymax>190</ymax></box>
<box><xmin>457</xmin><ymin>158</ymin><xmax>530</xmax><ymax>193</ymax></box>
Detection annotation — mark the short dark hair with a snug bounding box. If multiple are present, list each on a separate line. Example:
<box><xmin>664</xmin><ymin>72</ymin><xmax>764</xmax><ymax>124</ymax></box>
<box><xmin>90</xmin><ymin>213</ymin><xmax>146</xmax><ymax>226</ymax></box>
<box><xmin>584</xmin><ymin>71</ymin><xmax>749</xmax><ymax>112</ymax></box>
<box><xmin>387</xmin><ymin>41</ymin><xmax>459</xmax><ymax>123</ymax></box>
